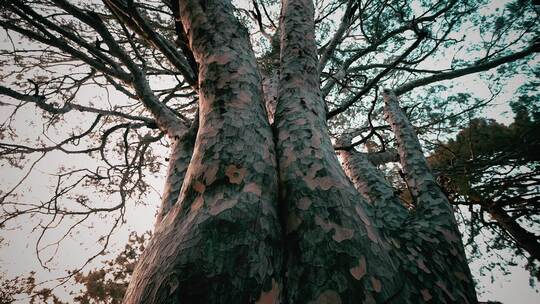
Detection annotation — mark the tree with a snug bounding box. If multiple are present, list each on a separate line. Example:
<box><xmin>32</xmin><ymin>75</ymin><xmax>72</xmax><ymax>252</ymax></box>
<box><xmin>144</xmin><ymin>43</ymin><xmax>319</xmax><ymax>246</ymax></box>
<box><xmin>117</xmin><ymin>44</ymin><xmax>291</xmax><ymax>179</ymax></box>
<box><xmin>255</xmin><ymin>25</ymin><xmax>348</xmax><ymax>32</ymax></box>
<box><xmin>71</xmin><ymin>231</ymin><xmax>150</xmax><ymax>304</ymax></box>
<box><xmin>429</xmin><ymin>96</ymin><xmax>540</xmax><ymax>283</ymax></box>
<box><xmin>0</xmin><ymin>0</ymin><xmax>538</xmax><ymax>303</ymax></box>
<box><xmin>0</xmin><ymin>232</ymin><xmax>149</xmax><ymax>304</ymax></box>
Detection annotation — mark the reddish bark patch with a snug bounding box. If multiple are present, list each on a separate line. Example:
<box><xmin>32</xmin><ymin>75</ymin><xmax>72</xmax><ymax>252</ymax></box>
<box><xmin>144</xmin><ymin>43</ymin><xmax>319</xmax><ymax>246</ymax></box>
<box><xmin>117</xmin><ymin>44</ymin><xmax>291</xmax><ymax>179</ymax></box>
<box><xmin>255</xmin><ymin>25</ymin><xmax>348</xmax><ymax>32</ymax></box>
<box><xmin>193</xmin><ymin>181</ymin><xmax>206</xmax><ymax>193</ymax></box>
<box><xmin>278</xmin><ymin>130</ymin><xmax>290</xmax><ymax>141</ymax></box>
<box><xmin>365</xmin><ymin>224</ymin><xmax>379</xmax><ymax>244</ymax></box>
<box><xmin>225</xmin><ymin>165</ymin><xmax>247</xmax><ymax>184</ymax></box>
<box><xmin>310</xmin><ymin>132</ymin><xmax>322</xmax><ymax>147</ymax></box>
<box><xmin>243</xmin><ymin>182</ymin><xmax>262</xmax><ymax>196</ymax></box>
<box><xmin>355</xmin><ymin>205</ymin><xmax>372</xmax><ymax>226</ymax></box>
<box><xmin>318</xmin><ymin>176</ymin><xmax>334</xmax><ymax>190</ymax></box>
<box><xmin>255</xmin><ymin>279</ymin><xmax>280</xmax><ymax>304</ymax></box>
<box><xmin>332</xmin><ymin>226</ymin><xmax>354</xmax><ymax>242</ymax></box>
<box><xmin>314</xmin><ymin>215</ymin><xmax>332</xmax><ymax>232</ymax></box>
<box><xmin>314</xmin><ymin>216</ymin><xmax>353</xmax><ymax>242</ymax></box>
<box><xmin>207</xmin><ymin>53</ymin><xmax>232</xmax><ymax>65</ymax></box>
<box><xmin>209</xmin><ymin>198</ymin><xmax>238</xmax><ymax>215</ymax></box>
<box><xmin>420</xmin><ymin>289</ymin><xmax>432</xmax><ymax>301</ymax></box>
<box><xmin>235</xmin><ymin>90</ymin><xmax>252</xmax><ymax>106</ymax></box>
<box><xmin>297</xmin><ymin>197</ymin><xmax>312</xmax><ymax>210</ymax></box>
<box><xmin>282</xmin><ymin>146</ymin><xmax>297</xmax><ymax>169</ymax></box>
<box><xmin>309</xmin><ymin>290</ymin><xmax>341</xmax><ymax>304</ymax></box>
<box><xmin>204</xmin><ymin>164</ymin><xmax>219</xmax><ymax>185</ymax></box>
<box><xmin>191</xmin><ymin>196</ymin><xmax>204</xmax><ymax>212</ymax></box>
<box><xmin>371</xmin><ymin>277</ymin><xmax>382</xmax><ymax>293</ymax></box>
<box><xmin>417</xmin><ymin>259</ymin><xmax>431</xmax><ymax>274</ymax></box>
<box><xmin>349</xmin><ymin>256</ymin><xmax>367</xmax><ymax>280</ymax></box>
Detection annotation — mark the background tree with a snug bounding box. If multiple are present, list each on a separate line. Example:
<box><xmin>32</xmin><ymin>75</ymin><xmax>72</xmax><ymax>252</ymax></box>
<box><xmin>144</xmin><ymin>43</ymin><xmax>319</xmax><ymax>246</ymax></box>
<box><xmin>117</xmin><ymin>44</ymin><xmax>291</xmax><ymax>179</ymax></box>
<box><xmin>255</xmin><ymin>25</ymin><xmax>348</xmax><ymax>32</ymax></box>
<box><xmin>428</xmin><ymin>91</ymin><xmax>540</xmax><ymax>284</ymax></box>
<box><xmin>0</xmin><ymin>232</ymin><xmax>149</xmax><ymax>304</ymax></box>
<box><xmin>0</xmin><ymin>0</ymin><xmax>538</xmax><ymax>303</ymax></box>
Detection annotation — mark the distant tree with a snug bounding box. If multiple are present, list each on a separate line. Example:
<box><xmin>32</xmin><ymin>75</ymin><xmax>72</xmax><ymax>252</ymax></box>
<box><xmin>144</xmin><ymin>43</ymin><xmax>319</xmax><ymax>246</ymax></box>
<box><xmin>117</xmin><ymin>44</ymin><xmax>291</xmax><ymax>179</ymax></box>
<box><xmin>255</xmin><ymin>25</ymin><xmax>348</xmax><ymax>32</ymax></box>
<box><xmin>429</xmin><ymin>93</ymin><xmax>540</xmax><ymax>283</ymax></box>
<box><xmin>71</xmin><ymin>232</ymin><xmax>150</xmax><ymax>304</ymax></box>
<box><xmin>0</xmin><ymin>272</ymin><xmax>66</xmax><ymax>304</ymax></box>
<box><xmin>0</xmin><ymin>232</ymin><xmax>149</xmax><ymax>304</ymax></box>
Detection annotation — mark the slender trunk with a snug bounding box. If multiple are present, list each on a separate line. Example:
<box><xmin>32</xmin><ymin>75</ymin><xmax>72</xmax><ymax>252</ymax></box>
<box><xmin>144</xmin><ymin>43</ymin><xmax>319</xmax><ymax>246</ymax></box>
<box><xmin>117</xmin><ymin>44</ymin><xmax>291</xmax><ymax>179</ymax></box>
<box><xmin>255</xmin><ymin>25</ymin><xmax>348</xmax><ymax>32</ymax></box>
<box><xmin>156</xmin><ymin>125</ymin><xmax>197</xmax><ymax>223</ymax></box>
<box><xmin>382</xmin><ymin>90</ymin><xmax>477</xmax><ymax>303</ymax></box>
<box><xmin>338</xmin><ymin>149</ymin><xmax>408</xmax><ymax>235</ymax></box>
<box><xmin>486</xmin><ymin>203</ymin><xmax>540</xmax><ymax>261</ymax></box>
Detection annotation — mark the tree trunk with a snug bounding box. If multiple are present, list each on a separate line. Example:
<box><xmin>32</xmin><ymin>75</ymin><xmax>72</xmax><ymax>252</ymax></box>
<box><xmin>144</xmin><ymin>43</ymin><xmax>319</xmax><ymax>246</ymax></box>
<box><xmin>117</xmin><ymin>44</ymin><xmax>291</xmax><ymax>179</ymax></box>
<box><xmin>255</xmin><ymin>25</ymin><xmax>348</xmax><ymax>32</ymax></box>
<box><xmin>123</xmin><ymin>1</ymin><xmax>478</xmax><ymax>303</ymax></box>
<box><xmin>485</xmin><ymin>202</ymin><xmax>540</xmax><ymax>261</ymax></box>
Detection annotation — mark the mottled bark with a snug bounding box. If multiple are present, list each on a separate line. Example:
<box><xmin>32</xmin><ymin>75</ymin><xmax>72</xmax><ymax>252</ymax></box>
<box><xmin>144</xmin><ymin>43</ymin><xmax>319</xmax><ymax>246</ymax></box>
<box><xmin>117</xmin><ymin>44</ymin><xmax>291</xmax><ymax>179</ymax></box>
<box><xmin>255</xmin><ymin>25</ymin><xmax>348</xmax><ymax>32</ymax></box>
<box><xmin>383</xmin><ymin>90</ymin><xmax>477</xmax><ymax>303</ymax></box>
<box><xmin>123</xmin><ymin>1</ymin><xmax>479</xmax><ymax>303</ymax></box>
<box><xmin>123</xmin><ymin>0</ymin><xmax>281</xmax><ymax>302</ymax></box>
<box><xmin>156</xmin><ymin>124</ymin><xmax>197</xmax><ymax>224</ymax></box>
<box><xmin>274</xmin><ymin>1</ymin><xmax>404</xmax><ymax>302</ymax></box>
<box><xmin>338</xmin><ymin>149</ymin><xmax>407</xmax><ymax>234</ymax></box>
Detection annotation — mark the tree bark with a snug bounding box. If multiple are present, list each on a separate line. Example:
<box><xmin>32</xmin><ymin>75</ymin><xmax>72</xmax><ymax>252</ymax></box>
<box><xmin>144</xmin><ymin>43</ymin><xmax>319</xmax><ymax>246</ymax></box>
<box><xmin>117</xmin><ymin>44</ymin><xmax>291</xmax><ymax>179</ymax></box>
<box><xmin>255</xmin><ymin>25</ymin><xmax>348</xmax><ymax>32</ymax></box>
<box><xmin>123</xmin><ymin>0</ymin><xmax>282</xmax><ymax>302</ymax></box>
<box><xmin>381</xmin><ymin>90</ymin><xmax>477</xmax><ymax>303</ymax></box>
<box><xmin>123</xmin><ymin>1</ymin><xmax>478</xmax><ymax>303</ymax></box>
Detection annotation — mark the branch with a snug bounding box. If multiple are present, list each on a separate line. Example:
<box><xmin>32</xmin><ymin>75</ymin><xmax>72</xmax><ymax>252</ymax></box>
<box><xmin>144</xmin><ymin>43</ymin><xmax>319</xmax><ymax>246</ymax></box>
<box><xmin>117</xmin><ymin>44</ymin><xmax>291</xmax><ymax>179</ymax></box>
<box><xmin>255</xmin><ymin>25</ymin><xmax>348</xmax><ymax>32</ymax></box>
<box><xmin>328</xmin><ymin>32</ymin><xmax>427</xmax><ymax>119</ymax></box>
<box><xmin>318</xmin><ymin>0</ymin><xmax>355</xmax><ymax>73</ymax></box>
<box><xmin>339</xmin><ymin>148</ymin><xmax>408</xmax><ymax>234</ymax></box>
<box><xmin>395</xmin><ymin>42</ymin><xmax>539</xmax><ymax>95</ymax></box>
<box><xmin>382</xmin><ymin>89</ymin><xmax>455</xmax><ymax>226</ymax></box>
<box><xmin>0</xmin><ymin>84</ymin><xmax>155</xmax><ymax>125</ymax></box>
<box><xmin>320</xmin><ymin>1</ymin><xmax>459</xmax><ymax>98</ymax></box>
<box><xmin>102</xmin><ymin>0</ymin><xmax>197</xmax><ymax>87</ymax></box>
<box><xmin>50</xmin><ymin>0</ymin><xmax>191</xmax><ymax>137</ymax></box>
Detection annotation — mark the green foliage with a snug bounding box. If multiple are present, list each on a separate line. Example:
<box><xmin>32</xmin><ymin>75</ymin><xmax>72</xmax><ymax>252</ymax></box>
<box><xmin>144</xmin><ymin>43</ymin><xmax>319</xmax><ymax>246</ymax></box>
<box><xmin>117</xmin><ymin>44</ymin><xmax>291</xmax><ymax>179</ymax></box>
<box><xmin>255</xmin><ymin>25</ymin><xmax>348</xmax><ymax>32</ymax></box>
<box><xmin>430</xmin><ymin>103</ymin><xmax>539</xmax><ymax>202</ymax></box>
<box><xmin>428</xmin><ymin>99</ymin><xmax>540</xmax><ymax>283</ymax></box>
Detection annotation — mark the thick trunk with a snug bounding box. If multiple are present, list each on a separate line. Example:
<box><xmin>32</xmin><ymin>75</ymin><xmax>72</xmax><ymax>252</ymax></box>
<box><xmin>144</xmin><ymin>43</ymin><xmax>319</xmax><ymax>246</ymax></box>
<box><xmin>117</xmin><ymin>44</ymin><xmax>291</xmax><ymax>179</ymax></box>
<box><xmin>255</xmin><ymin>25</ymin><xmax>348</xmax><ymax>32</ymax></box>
<box><xmin>274</xmin><ymin>1</ymin><xmax>405</xmax><ymax>302</ymax></box>
<box><xmin>123</xmin><ymin>1</ymin><xmax>478</xmax><ymax>303</ymax></box>
<box><xmin>123</xmin><ymin>0</ymin><xmax>281</xmax><ymax>302</ymax></box>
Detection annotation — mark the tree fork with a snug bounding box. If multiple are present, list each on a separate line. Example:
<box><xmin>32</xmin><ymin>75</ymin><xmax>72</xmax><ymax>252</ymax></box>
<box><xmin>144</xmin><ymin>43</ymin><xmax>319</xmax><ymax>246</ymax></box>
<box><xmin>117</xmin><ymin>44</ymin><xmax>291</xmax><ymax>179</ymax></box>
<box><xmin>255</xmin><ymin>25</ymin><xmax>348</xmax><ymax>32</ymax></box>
<box><xmin>122</xmin><ymin>1</ymin><xmax>480</xmax><ymax>303</ymax></box>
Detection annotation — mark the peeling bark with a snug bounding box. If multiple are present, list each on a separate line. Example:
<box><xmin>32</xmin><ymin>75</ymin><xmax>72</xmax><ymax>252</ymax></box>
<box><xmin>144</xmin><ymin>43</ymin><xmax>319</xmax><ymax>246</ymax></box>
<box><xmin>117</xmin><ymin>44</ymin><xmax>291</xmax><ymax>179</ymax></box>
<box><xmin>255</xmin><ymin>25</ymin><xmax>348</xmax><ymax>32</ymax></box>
<box><xmin>123</xmin><ymin>2</ymin><xmax>479</xmax><ymax>303</ymax></box>
<box><xmin>383</xmin><ymin>89</ymin><xmax>477</xmax><ymax>303</ymax></box>
<box><xmin>123</xmin><ymin>1</ymin><xmax>281</xmax><ymax>302</ymax></box>
<box><xmin>338</xmin><ymin>149</ymin><xmax>407</xmax><ymax>234</ymax></box>
<box><xmin>157</xmin><ymin>125</ymin><xmax>197</xmax><ymax>223</ymax></box>
<box><xmin>274</xmin><ymin>1</ymin><xmax>404</xmax><ymax>302</ymax></box>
